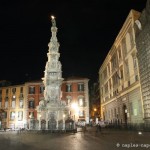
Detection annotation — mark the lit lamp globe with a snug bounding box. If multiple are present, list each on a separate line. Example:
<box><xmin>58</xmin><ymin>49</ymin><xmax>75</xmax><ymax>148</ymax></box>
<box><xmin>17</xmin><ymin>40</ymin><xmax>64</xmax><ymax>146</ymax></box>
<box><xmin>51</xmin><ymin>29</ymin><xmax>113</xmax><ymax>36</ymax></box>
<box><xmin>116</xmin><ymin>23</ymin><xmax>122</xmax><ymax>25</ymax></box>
<box><xmin>51</xmin><ymin>15</ymin><xmax>55</xmax><ymax>19</ymax></box>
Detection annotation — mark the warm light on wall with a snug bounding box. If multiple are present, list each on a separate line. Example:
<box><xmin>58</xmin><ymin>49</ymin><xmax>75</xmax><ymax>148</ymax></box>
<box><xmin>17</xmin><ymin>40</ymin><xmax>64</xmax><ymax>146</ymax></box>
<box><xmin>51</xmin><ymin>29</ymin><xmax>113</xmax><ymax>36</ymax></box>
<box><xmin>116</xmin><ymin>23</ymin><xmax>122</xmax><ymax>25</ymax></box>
<box><xmin>94</xmin><ymin>108</ymin><xmax>97</xmax><ymax>112</ymax></box>
<box><xmin>71</xmin><ymin>103</ymin><xmax>79</xmax><ymax>112</ymax></box>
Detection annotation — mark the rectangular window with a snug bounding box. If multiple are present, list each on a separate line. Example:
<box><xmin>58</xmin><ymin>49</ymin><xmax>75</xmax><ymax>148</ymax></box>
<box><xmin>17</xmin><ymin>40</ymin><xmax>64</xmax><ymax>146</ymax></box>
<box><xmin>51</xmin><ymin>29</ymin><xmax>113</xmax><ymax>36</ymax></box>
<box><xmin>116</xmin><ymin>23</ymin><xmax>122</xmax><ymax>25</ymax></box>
<box><xmin>12</xmin><ymin>95</ymin><xmax>16</xmax><ymax>108</ymax></box>
<box><xmin>29</xmin><ymin>112</ymin><xmax>34</xmax><ymax>118</ymax></box>
<box><xmin>19</xmin><ymin>87</ymin><xmax>24</xmax><ymax>98</ymax></box>
<box><xmin>29</xmin><ymin>86</ymin><xmax>35</xmax><ymax>94</ymax></box>
<box><xmin>20</xmin><ymin>87</ymin><xmax>23</xmax><ymax>93</ymax></box>
<box><xmin>29</xmin><ymin>100</ymin><xmax>34</xmax><ymax>108</ymax></box>
<box><xmin>4</xmin><ymin>112</ymin><xmax>7</xmax><ymax>118</ymax></box>
<box><xmin>78</xmin><ymin>83</ymin><xmax>84</xmax><ymax>91</ymax></box>
<box><xmin>78</xmin><ymin>98</ymin><xmax>84</xmax><ymax>106</ymax></box>
<box><xmin>79</xmin><ymin>110</ymin><xmax>84</xmax><ymax>117</ymax></box>
<box><xmin>6</xmin><ymin>89</ymin><xmax>9</xmax><ymax>94</ymax></box>
<box><xmin>112</xmin><ymin>73</ymin><xmax>118</xmax><ymax>88</ymax></box>
<box><xmin>66</xmin><ymin>84</ymin><xmax>72</xmax><ymax>92</ymax></box>
<box><xmin>118</xmin><ymin>46</ymin><xmax>122</xmax><ymax>59</ymax></box>
<box><xmin>19</xmin><ymin>99</ymin><xmax>23</xmax><ymax>108</ymax></box>
<box><xmin>107</xmin><ymin>64</ymin><xmax>110</xmax><ymax>75</ymax></box>
<box><xmin>12</xmin><ymin>88</ymin><xmax>16</xmax><ymax>94</ymax></box>
<box><xmin>10</xmin><ymin>111</ymin><xmax>15</xmax><ymax>120</ymax></box>
<box><xmin>111</xmin><ymin>55</ymin><xmax>118</xmax><ymax>71</ymax></box>
<box><xmin>104</xmin><ymin>82</ymin><xmax>108</xmax><ymax>94</ymax></box>
<box><xmin>122</xmin><ymin>38</ymin><xmax>127</xmax><ymax>56</ymax></box>
<box><xmin>18</xmin><ymin>111</ymin><xmax>23</xmax><ymax>121</ymax></box>
<box><xmin>125</xmin><ymin>60</ymin><xmax>129</xmax><ymax>75</ymax></box>
<box><xmin>5</xmin><ymin>97</ymin><xmax>9</xmax><ymax>108</ymax></box>
<box><xmin>2</xmin><ymin>112</ymin><xmax>7</xmax><ymax>119</ymax></box>
<box><xmin>40</xmin><ymin>86</ymin><xmax>44</xmax><ymax>94</ymax></box>
<box><xmin>103</xmin><ymin>68</ymin><xmax>107</xmax><ymax>79</ymax></box>
<box><xmin>12</xmin><ymin>100</ymin><xmax>15</xmax><ymax>108</ymax></box>
<box><xmin>129</xmin><ymin>27</ymin><xmax>134</xmax><ymax>49</ymax></box>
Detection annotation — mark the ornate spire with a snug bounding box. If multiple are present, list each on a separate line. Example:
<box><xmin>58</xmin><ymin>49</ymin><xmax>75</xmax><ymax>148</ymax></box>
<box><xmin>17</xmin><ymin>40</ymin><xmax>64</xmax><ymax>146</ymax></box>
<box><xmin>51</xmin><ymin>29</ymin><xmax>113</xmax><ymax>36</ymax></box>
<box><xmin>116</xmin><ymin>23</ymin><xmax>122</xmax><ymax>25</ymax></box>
<box><xmin>51</xmin><ymin>16</ymin><xmax>56</xmax><ymax>27</ymax></box>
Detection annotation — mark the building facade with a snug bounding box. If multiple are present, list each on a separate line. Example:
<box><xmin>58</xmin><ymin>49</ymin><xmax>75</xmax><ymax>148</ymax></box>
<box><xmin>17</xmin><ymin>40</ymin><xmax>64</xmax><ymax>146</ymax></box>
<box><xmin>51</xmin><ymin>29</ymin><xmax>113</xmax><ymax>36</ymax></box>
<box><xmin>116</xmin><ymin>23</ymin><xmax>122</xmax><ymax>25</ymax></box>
<box><xmin>0</xmin><ymin>77</ymin><xmax>90</xmax><ymax>129</ymax></box>
<box><xmin>0</xmin><ymin>83</ymin><xmax>27</xmax><ymax>129</ymax></box>
<box><xmin>25</xmin><ymin>81</ymin><xmax>44</xmax><ymax>125</ymax></box>
<box><xmin>61</xmin><ymin>77</ymin><xmax>89</xmax><ymax>124</ymax></box>
<box><xmin>99</xmin><ymin>10</ymin><xmax>144</xmax><ymax>126</ymax></box>
<box><xmin>135</xmin><ymin>0</ymin><xmax>150</xmax><ymax>124</ymax></box>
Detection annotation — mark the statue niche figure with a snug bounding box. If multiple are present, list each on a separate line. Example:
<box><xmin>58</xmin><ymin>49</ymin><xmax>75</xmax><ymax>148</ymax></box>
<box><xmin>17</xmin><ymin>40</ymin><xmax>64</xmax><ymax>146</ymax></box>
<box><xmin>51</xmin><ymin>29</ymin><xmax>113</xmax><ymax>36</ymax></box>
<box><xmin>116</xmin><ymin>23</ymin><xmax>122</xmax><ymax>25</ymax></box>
<box><xmin>51</xmin><ymin>16</ymin><xmax>56</xmax><ymax>27</ymax></box>
<box><xmin>39</xmin><ymin>99</ymin><xmax>45</xmax><ymax>107</ymax></box>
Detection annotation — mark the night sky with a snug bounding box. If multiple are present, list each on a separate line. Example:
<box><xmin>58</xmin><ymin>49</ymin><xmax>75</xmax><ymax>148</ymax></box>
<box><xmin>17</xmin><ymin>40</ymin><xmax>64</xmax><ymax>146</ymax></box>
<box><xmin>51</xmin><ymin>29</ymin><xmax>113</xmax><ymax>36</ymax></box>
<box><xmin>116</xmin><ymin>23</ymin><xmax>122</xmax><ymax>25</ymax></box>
<box><xmin>0</xmin><ymin>0</ymin><xmax>147</xmax><ymax>85</ymax></box>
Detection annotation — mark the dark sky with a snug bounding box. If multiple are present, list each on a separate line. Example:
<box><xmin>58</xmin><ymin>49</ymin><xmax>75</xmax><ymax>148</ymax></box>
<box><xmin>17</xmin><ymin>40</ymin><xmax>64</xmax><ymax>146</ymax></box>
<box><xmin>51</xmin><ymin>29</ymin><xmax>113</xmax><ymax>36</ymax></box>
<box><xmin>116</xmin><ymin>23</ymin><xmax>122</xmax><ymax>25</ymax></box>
<box><xmin>0</xmin><ymin>0</ymin><xmax>147</xmax><ymax>85</ymax></box>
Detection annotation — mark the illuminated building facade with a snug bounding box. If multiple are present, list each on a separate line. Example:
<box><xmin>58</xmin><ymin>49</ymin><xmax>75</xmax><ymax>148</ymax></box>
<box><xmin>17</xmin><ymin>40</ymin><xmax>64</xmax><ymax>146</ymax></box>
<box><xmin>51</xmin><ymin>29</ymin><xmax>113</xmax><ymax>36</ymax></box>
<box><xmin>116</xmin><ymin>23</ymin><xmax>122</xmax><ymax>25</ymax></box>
<box><xmin>0</xmin><ymin>83</ymin><xmax>27</xmax><ymax>129</ymax></box>
<box><xmin>99</xmin><ymin>10</ymin><xmax>144</xmax><ymax>126</ymax></box>
<box><xmin>25</xmin><ymin>81</ymin><xmax>44</xmax><ymax>123</ymax></box>
<box><xmin>61</xmin><ymin>77</ymin><xmax>89</xmax><ymax>124</ymax></box>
